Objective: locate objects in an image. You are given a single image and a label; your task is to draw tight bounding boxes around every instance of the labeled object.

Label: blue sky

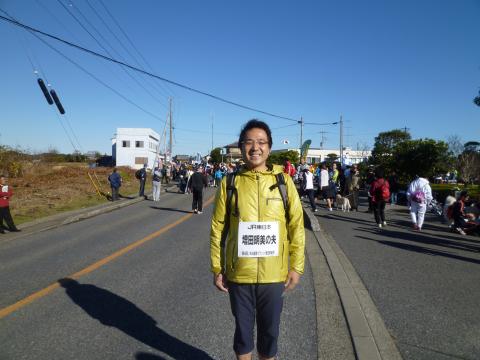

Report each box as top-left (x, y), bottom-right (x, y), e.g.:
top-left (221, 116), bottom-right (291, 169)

top-left (1, 0), bottom-right (479, 156)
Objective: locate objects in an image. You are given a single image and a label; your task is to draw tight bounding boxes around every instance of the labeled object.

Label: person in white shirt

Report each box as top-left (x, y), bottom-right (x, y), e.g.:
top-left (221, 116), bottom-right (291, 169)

top-left (152, 167), bottom-right (162, 201)
top-left (318, 163), bottom-right (333, 211)
top-left (407, 175), bottom-right (433, 230)
top-left (303, 168), bottom-right (317, 212)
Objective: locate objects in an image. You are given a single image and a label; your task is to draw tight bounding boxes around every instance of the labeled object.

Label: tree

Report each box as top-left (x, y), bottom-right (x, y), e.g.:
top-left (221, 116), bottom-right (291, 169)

top-left (447, 135), bottom-right (464, 158)
top-left (464, 141), bottom-right (480, 153)
top-left (268, 150), bottom-right (299, 166)
top-left (209, 147), bottom-right (223, 164)
top-left (325, 153), bottom-right (339, 166)
top-left (458, 152), bottom-right (480, 184)
top-left (392, 139), bottom-right (452, 181)
top-left (474, 90), bottom-right (480, 106)
top-left (370, 129), bottom-right (411, 172)
top-left (458, 141), bottom-right (480, 184)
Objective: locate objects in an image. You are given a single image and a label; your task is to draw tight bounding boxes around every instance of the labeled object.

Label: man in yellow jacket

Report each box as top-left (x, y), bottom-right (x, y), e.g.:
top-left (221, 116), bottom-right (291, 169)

top-left (210, 119), bottom-right (305, 360)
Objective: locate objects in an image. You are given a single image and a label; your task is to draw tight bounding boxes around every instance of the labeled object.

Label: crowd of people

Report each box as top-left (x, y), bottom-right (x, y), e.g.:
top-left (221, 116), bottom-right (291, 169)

top-left (290, 160), bottom-right (480, 236)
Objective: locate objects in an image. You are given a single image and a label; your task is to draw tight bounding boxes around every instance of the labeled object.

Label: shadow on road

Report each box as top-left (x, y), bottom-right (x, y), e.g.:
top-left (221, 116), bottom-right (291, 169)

top-left (356, 236), bottom-right (480, 265)
top-left (149, 206), bottom-right (192, 214)
top-left (119, 194), bottom-right (137, 200)
top-left (135, 352), bottom-right (167, 359)
top-left (355, 223), bottom-right (480, 252)
top-left (58, 278), bottom-right (213, 360)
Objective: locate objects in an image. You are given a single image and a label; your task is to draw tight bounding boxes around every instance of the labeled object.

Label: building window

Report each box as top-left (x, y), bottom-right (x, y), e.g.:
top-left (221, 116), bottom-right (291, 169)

top-left (135, 157), bottom-right (148, 165)
top-left (122, 140), bottom-right (130, 148)
top-left (135, 141), bottom-right (144, 148)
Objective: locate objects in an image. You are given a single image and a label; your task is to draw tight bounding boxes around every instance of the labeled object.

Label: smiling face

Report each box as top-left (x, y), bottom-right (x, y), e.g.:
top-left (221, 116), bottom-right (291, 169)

top-left (241, 128), bottom-right (271, 172)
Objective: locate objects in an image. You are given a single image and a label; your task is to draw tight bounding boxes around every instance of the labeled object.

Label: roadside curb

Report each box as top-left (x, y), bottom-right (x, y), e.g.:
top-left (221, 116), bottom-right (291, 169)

top-left (303, 206), bottom-right (403, 360)
top-left (8, 185), bottom-right (180, 238)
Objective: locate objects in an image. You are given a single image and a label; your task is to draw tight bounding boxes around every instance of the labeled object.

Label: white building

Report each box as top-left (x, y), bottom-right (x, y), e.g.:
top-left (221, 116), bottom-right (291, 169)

top-left (271, 147), bottom-right (371, 165)
top-left (112, 128), bottom-right (160, 169)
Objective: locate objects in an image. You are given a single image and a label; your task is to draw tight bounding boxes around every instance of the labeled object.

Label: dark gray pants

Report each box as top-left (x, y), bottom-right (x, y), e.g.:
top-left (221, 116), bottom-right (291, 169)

top-left (228, 282), bottom-right (284, 358)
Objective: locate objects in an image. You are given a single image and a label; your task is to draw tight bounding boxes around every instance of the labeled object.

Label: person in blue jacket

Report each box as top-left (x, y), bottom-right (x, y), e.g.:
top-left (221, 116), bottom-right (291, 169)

top-left (108, 168), bottom-right (122, 201)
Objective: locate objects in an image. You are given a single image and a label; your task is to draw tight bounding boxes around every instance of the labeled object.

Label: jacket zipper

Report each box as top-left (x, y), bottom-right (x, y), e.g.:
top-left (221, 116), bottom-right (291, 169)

top-left (256, 173), bottom-right (260, 283)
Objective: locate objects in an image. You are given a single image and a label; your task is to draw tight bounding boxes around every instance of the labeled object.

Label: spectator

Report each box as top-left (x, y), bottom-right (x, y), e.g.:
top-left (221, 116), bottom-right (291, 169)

top-left (407, 175), bottom-right (433, 231)
top-left (388, 171), bottom-right (399, 205)
top-left (318, 163), bottom-right (333, 211)
top-left (346, 164), bottom-right (360, 211)
top-left (0, 175), bottom-right (20, 233)
top-left (365, 167), bottom-right (375, 213)
top-left (369, 168), bottom-right (390, 228)
top-left (108, 168), bottom-right (122, 201)
top-left (452, 191), bottom-right (469, 235)
top-left (303, 168), bottom-right (317, 212)
top-left (189, 166), bottom-right (208, 214)
top-left (152, 166), bottom-right (162, 202)
top-left (136, 164), bottom-right (147, 199)
top-left (283, 160), bottom-right (296, 178)
top-left (214, 166), bottom-right (224, 187)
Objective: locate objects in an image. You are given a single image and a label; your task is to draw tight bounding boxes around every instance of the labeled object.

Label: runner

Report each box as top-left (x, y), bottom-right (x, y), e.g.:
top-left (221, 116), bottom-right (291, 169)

top-left (210, 119), bottom-right (305, 360)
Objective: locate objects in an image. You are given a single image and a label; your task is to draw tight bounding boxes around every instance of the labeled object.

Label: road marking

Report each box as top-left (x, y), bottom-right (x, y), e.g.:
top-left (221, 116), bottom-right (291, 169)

top-left (0, 194), bottom-right (216, 320)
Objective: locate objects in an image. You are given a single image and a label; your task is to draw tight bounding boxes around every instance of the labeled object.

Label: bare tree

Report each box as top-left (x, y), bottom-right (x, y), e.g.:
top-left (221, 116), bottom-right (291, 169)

top-left (447, 135), bottom-right (464, 157)
top-left (458, 152), bottom-right (480, 184)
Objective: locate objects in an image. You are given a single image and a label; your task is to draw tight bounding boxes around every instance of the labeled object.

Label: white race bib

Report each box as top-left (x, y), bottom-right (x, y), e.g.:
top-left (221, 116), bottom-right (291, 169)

top-left (1, 186), bottom-right (8, 193)
top-left (238, 221), bottom-right (279, 258)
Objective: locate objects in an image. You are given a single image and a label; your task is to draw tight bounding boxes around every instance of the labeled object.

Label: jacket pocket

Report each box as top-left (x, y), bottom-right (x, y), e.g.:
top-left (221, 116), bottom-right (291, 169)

top-left (266, 197), bottom-right (283, 205)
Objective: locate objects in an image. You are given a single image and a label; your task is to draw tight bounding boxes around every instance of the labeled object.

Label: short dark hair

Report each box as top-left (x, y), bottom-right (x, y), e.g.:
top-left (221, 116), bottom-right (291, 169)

top-left (375, 167), bottom-right (384, 178)
top-left (238, 119), bottom-right (272, 149)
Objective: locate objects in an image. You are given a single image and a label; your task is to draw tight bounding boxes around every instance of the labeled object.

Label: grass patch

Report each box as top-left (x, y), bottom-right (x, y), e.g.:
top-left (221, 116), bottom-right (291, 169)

top-left (430, 183), bottom-right (479, 202)
top-left (8, 163), bottom-right (152, 225)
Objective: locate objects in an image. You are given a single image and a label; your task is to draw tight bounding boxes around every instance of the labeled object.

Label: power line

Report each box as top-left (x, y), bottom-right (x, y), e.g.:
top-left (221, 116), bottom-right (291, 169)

top-left (97, 0), bottom-right (176, 97)
top-left (0, 9), bottom-right (164, 123)
top-left (0, 14), bottom-right (299, 123)
top-left (86, 0), bottom-right (173, 99)
top-left (56, 0), bottom-right (168, 110)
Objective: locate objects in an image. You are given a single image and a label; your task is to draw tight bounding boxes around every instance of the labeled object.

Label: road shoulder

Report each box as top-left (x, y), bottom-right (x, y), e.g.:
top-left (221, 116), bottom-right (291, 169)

top-left (304, 206), bottom-right (403, 360)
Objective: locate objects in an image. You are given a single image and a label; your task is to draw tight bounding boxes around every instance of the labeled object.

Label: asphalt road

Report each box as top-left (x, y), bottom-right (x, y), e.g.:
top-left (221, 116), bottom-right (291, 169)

top-left (314, 197), bottom-right (480, 360)
top-left (0, 187), bottom-right (316, 360)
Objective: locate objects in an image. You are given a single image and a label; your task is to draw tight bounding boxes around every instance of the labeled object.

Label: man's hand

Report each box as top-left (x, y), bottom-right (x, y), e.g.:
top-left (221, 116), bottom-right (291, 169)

top-left (284, 270), bottom-right (301, 292)
top-left (214, 273), bottom-right (229, 293)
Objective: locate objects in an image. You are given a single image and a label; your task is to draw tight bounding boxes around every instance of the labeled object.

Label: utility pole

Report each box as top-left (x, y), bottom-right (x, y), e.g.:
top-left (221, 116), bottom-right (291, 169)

top-left (169, 97), bottom-right (173, 161)
top-left (319, 131), bottom-right (327, 149)
top-left (211, 113), bottom-right (214, 153)
top-left (299, 117), bottom-right (304, 149)
top-left (339, 115), bottom-right (344, 166)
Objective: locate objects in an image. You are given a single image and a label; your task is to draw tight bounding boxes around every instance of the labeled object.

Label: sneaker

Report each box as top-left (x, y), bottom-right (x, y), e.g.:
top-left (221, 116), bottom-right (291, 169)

top-left (328, 208), bottom-right (333, 211)
top-left (378, 223), bottom-right (382, 228)
top-left (197, 211), bottom-right (203, 214)
top-left (456, 227), bottom-right (466, 235)
top-left (413, 224), bottom-right (419, 231)
top-left (382, 221), bottom-right (387, 226)
top-left (193, 209), bottom-right (198, 214)
top-left (314, 209), bottom-right (318, 212)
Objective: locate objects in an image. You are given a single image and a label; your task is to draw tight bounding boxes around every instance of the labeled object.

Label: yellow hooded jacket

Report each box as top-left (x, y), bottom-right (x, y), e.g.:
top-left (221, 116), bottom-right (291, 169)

top-left (210, 164), bottom-right (305, 283)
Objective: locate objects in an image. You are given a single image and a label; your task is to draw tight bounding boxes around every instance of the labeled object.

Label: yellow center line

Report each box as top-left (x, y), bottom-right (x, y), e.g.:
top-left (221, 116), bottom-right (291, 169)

top-left (0, 194), bottom-right (216, 320)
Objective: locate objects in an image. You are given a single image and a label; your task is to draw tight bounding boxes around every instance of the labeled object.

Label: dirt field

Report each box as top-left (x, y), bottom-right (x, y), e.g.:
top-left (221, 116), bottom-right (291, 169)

top-left (7, 162), bottom-right (151, 225)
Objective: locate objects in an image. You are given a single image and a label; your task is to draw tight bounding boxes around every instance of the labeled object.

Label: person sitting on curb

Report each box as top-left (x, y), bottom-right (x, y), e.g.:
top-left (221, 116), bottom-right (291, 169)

top-left (452, 191), bottom-right (469, 235)
top-left (0, 175), bottom-right (21, 233)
